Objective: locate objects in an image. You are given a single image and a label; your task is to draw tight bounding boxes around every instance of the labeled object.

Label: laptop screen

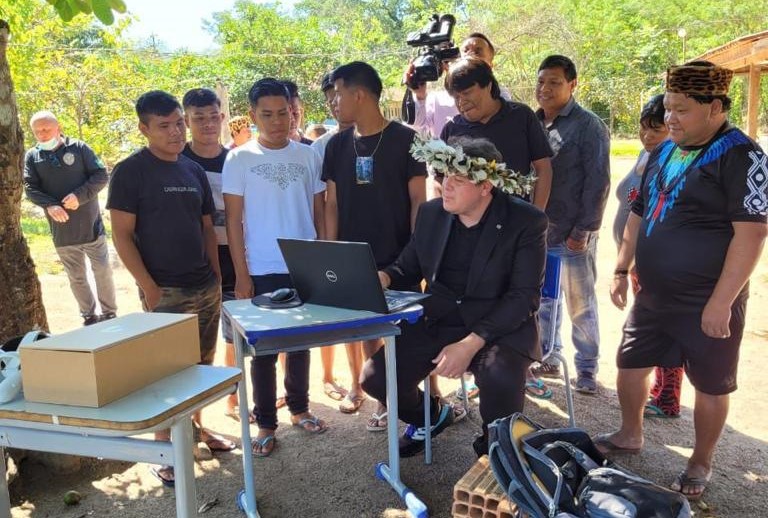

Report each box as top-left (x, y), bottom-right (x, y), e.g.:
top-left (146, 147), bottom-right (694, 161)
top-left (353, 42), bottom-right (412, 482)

top-left (278, 239), bottom-right (391, 313)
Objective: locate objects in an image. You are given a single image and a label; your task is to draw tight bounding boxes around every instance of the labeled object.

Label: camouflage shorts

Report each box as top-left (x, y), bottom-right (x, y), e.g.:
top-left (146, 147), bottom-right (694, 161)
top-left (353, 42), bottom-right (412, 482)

top-left (139, 276), bottom-right (222, 365)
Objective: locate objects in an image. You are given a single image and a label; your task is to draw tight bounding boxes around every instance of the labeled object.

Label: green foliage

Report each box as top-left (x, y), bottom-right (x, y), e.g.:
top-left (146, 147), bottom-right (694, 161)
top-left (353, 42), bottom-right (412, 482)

top-left (38, 0), bottom-right (124, 24)
top-left (5, 0), bottom-right (768, 159)
top-left (611, 139), bottom-right (644, 158)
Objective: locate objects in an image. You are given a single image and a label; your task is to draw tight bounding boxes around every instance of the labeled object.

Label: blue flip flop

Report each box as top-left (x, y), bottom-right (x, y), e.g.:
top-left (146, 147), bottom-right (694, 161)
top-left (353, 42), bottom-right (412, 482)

top-left (525, 379), bottom-right (553, 400)
top-left (644, 403), bottom-right (680, 419)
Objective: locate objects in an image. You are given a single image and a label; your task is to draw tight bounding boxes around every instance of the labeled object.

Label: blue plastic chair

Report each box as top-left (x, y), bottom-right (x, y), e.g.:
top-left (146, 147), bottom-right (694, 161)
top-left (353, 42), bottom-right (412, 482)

top-left (541, 252), bottom-right (576, 427)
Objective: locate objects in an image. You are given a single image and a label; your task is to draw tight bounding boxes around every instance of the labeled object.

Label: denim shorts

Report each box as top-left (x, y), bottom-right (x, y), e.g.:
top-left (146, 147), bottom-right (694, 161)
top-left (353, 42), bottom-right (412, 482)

top-left (139, 276), bottom-right (221, 365)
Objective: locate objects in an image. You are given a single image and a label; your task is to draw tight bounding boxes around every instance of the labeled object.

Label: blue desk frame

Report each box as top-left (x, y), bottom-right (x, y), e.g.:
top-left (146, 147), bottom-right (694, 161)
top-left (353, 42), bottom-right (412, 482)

top-left (223, 300), bottom-right (430, 518)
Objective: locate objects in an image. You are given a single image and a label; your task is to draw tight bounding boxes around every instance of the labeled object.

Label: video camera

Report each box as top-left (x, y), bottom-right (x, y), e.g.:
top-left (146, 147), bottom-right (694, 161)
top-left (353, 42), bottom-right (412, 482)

top-left (405, 14), bottom-right (460, 88)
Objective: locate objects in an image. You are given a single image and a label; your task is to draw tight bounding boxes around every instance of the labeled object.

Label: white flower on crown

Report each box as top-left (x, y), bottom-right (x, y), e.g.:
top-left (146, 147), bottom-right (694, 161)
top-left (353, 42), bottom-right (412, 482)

top-left (410, 133), bottom-right (537, 196)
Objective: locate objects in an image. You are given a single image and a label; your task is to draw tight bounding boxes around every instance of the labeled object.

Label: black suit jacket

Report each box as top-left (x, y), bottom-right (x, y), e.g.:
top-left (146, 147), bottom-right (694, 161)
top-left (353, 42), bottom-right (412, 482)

top-left (384, 192), bottom-right (548, 361)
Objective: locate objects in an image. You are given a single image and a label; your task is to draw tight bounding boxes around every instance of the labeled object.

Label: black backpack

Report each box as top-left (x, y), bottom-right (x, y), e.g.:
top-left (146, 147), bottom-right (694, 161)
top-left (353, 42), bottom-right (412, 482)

top-left (487, 413), bottom-right (691, 518)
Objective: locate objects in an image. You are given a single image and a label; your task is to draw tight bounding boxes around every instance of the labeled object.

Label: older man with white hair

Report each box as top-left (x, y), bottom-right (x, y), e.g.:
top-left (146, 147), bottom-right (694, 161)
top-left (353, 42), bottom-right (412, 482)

top-left (23, 111), bottom-right (117, 325)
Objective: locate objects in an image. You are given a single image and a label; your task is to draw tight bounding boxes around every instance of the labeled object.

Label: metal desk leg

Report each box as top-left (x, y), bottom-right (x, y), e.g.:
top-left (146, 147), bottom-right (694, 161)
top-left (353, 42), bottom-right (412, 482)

top-left (234, 331), bottom-right (260, 518)
top-left (170, 419), bottom-right (196, 518)
top-left (0, 447), bottom-right (10, 517)
top-left (374, 336), bottom-right (429, 518)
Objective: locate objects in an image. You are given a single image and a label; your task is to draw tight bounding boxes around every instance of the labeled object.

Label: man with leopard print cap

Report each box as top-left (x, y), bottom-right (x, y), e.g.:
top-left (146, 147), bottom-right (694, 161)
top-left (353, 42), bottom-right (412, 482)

top-left (598, 61), bottom-right (768, 501)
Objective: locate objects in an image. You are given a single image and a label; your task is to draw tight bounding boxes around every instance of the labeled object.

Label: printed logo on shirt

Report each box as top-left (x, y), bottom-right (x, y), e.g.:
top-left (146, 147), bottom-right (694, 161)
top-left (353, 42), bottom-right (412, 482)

top-left (545, 128), bottom-right (563, 158)
top-left (62, 152), bottom-right (75, 166)
top-left (252, 163), bottom-right (307, 190)
top-left (745, 150), bottom-right (768, 216)
top-left (164, 186), bottom-right (199, 193)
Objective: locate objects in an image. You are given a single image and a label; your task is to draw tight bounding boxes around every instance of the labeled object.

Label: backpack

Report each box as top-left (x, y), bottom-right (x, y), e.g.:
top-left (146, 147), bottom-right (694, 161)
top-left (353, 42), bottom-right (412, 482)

top-left (487, 413), bottom-right (691, 518)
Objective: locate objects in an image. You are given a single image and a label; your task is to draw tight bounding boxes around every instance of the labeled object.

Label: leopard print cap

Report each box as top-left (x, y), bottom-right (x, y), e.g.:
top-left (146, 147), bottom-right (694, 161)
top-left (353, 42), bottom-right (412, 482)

top-left (228, 115), bottom-right (251, 136)
top-left (666, 64), bottom-right (733, 96)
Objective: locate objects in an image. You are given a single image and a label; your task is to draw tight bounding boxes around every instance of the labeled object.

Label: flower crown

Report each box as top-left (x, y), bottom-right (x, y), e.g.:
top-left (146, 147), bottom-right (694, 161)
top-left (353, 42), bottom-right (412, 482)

top-left (410, 134), bottom-right (536, 196)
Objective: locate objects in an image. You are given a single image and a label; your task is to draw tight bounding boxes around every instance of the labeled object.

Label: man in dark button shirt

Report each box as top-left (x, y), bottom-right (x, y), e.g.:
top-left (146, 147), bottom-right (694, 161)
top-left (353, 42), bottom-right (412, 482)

top-left (599, 62), bottom-right (767, 501)
top-left (532, 55), bottom-right (611, 395)
top-left (23, 111), bottom-right (117, 326)
top-left (361, 137), bottom-right (547, 458)
top-left (441, 57), bottom-right (553, 209)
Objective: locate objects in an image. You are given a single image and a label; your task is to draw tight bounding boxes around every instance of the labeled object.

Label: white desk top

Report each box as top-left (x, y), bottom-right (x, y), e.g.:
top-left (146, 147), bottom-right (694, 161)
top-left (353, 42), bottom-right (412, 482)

top-left (223, 300), bottom-right (422, 344)
top-left (0, 365), bottom-right (241, 432)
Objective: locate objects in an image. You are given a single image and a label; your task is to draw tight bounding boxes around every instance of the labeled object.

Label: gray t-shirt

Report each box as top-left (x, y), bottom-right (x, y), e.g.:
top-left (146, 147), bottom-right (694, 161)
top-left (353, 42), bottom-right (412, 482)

top-left (612, 150), bottom-right (647, 248)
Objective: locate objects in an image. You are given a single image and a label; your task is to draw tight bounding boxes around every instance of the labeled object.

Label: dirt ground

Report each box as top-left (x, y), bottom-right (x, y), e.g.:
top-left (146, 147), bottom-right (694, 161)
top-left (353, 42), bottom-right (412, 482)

top-left (8, 156), bottom-right (768, 518)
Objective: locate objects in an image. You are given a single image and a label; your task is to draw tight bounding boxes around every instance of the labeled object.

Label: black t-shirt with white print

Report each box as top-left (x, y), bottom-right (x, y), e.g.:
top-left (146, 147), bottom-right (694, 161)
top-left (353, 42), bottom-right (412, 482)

top-left (182, 144), bottom-right (236, 291)
top-left (107, 147), bottom-right (216, 288)
top-left (631, 124), bottom-right (768, 312)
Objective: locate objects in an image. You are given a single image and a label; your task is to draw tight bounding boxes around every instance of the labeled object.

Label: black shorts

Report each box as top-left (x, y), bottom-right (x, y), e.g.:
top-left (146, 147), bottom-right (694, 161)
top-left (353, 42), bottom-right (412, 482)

top-left (616, 300), bottom-right (746, 395)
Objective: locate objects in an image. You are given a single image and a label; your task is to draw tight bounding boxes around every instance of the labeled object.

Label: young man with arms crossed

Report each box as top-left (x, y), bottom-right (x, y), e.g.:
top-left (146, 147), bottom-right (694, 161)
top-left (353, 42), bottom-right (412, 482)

top-left (108, 90), bottom-right (235, 486)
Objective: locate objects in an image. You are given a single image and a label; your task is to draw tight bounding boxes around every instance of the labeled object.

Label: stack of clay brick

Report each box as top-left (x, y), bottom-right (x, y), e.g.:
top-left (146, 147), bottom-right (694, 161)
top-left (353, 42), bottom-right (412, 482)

top-left (452, 455), bottom-right (519, 518)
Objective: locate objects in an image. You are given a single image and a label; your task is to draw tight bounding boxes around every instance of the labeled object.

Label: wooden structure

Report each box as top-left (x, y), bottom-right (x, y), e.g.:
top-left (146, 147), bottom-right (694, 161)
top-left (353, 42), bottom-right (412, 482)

top-left (696, 30), bottom-right (768, 139)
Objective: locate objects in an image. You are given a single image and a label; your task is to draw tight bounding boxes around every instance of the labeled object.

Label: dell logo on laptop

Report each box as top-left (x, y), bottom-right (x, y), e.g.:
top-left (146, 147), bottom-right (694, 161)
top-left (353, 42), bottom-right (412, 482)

top-left (325, 270), bottom-right (338, 282)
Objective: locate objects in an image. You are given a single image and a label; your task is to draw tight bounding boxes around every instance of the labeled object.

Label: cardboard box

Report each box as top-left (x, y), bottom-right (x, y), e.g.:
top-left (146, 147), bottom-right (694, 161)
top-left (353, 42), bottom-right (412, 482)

top-left (20, 313), bottom-right (200, 407)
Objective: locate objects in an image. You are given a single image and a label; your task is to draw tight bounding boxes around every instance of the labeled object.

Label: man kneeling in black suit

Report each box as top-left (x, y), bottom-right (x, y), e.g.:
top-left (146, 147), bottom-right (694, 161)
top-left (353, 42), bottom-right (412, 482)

top-left (361, 136), bottom-right (547, 457)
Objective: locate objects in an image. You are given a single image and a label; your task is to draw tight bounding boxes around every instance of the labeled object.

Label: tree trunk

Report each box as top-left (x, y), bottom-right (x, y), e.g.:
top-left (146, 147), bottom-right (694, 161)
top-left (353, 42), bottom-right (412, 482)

top-left (0, 20), bottom-right (48, 344)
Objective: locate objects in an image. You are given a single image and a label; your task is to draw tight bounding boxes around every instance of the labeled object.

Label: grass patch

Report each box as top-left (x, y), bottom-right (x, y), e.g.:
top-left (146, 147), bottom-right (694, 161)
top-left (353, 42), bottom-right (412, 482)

top-left (612, 139), bottom-right (643, 158)
top-left (21, 216), bottom-right (64, 275)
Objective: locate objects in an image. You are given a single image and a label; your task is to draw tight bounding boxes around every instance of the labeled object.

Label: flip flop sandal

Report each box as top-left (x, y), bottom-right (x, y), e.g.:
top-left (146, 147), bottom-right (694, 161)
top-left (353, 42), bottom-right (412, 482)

top-left (671, 470), bottom-right (711, 501)
top-left (323, 381), bottom-right (348, 401)
top-left (451, 402), bottom-right (468, 423)
top-left (205, 434), bottom-right (237, 452)
top-left (366, 411), bottom-right (388, 432)
top-left (593, 433), bottom-right (642, 455)
top-left (338, 393), bottom-right (366, 414)
top-left (252, 435), bottom-right (276, 458)
top-left (150, 465), bottom-right (175, 488)
top-left (292, 415), bottom-right (328, 434)
top-left (644, 403), bottom-right (680, 419)
top-left (525, 379), bottom-right (553, 400)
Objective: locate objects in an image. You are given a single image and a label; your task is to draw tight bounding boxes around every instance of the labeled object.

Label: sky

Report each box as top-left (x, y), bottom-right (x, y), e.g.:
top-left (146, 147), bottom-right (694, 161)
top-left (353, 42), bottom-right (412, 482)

top-left (122, 0), bottom-right (295, 52)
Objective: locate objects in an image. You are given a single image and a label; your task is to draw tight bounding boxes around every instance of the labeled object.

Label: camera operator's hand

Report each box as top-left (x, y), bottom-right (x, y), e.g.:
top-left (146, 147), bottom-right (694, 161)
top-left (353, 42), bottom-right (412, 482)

top-left (403, 62), bottom-right (428, 100)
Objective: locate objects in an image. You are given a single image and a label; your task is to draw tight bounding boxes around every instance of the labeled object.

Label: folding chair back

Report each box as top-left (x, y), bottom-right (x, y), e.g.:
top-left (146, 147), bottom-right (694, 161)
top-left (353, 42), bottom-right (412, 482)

top-left (540, 252), bottom-right (576, 426)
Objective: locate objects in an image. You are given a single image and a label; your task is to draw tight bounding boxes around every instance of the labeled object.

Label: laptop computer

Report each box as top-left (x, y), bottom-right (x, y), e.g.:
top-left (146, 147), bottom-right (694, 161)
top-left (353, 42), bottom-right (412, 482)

top-left (277, 238), bottom-right (429, 314)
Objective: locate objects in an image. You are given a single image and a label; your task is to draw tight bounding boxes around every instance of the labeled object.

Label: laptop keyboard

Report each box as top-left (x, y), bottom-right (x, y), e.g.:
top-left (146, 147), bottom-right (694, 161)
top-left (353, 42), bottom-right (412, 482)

top-left (384, 290), bottom-right (428, 312)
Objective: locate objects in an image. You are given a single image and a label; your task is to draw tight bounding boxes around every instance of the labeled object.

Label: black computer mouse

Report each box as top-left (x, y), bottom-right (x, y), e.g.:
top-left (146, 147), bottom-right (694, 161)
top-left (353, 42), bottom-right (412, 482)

top-left (269, 287), bottom-right (297, 303)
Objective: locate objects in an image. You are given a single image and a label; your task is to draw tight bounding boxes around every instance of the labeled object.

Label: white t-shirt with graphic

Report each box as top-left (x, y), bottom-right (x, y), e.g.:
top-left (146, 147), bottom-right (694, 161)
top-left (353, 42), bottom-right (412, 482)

top-left (222, 139), bottom-right (325, 275)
